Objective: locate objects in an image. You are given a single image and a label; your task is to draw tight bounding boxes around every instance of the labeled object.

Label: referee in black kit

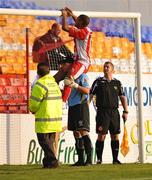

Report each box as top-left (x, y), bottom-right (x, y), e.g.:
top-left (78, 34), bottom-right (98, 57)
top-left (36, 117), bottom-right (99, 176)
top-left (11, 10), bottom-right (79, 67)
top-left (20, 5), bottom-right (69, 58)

top-left (90, 61), bottom-right (128, 164)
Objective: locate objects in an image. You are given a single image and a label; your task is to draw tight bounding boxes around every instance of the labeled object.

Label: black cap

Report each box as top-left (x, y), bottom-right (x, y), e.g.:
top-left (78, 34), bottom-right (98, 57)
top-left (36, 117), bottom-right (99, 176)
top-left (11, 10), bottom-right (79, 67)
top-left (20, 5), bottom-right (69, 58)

top-left (59, 56), bottom-right (74, 64)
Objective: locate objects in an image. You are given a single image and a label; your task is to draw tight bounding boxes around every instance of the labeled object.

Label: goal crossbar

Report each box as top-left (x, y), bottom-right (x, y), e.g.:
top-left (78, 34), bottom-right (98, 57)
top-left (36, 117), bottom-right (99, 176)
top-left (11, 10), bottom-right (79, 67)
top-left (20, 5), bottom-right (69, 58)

top-left (0, 8), bottom-right (140, 18)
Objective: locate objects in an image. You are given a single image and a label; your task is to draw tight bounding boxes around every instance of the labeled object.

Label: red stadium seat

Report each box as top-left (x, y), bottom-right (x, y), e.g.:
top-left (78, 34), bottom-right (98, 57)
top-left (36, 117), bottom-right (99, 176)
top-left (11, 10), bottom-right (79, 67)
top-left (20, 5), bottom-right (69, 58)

top-left (0, 105), bottom-right (7, 112)
top-left (12, 94), bottom-right (25, 103)
top-left (18, 86), bottom-right (27, 94)
top-left (23, 94), bottom-right (27, 101)
top-left (0, 95), bottom-right (7, 111)
top-left (0, 86), bottom-right (6, 94)
top-left (0, 77), bottom-right (10, 86)
top-left (5, 86), bottom-right (18, 94)
top-left (19, 105), bottom-right (28, 113)
top-left (23, 78), bottom-right (27, 86)
top-left (1, 94), bottom-right (10, 101)
top-left (9, 78), bottom-right (24, 86)
top-left (8, 104), bottom-right (18, 112)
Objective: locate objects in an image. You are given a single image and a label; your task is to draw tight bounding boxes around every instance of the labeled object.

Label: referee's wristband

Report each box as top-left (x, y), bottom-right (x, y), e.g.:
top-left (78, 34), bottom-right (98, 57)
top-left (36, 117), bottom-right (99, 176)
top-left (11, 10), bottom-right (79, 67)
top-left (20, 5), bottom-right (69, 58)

top-left (123, 110), bottom-right (129, 114)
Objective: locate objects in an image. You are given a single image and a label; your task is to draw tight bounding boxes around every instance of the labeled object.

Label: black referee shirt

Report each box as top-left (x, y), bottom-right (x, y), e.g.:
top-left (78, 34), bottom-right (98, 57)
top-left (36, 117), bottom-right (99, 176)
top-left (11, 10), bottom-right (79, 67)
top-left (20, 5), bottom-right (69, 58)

top-left (90, 77), bottom-right (125, 109)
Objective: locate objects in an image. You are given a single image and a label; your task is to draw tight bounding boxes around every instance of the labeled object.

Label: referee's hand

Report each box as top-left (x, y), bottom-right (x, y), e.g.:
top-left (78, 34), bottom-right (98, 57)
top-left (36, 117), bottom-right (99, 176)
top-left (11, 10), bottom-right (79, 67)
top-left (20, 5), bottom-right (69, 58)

top-left (122, 111), bottom-right (128, 123)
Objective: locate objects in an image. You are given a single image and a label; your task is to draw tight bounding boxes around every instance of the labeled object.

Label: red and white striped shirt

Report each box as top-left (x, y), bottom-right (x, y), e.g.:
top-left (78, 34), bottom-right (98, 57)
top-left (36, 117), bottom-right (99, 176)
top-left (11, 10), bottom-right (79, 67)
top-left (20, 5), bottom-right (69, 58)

top-left (69, 26), bottom-right (92, 69)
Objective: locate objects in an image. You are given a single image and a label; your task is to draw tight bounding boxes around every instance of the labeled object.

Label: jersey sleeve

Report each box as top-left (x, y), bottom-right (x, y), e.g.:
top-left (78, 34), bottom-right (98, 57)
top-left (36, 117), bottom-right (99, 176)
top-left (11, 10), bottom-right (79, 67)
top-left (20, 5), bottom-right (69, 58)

top-left (29, 82), bottom-right (46, 113)
top-left (81, 74), bottom-right (90, 88)
top-left (69, 27), bottom-right (88, 40)
top-left (90, 79), bottom-right (98, 95)
top-left (32, 38), bottom-right (42, 52)
top-left (118, 81), bottom-right (125, 96)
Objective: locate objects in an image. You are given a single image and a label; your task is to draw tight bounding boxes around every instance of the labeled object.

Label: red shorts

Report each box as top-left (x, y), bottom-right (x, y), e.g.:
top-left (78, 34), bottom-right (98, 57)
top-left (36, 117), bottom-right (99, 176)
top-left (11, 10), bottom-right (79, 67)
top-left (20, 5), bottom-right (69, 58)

top-left (68, 61), bottom-right (89, 79)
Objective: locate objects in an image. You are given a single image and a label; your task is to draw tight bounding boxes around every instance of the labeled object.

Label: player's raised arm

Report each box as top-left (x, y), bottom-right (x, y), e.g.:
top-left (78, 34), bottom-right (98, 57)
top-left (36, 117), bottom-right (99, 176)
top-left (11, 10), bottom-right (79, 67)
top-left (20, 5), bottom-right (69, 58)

top-left (65, 7), bottom-right (77, 22)
top-left (61, 9), bottom-right (69, 32)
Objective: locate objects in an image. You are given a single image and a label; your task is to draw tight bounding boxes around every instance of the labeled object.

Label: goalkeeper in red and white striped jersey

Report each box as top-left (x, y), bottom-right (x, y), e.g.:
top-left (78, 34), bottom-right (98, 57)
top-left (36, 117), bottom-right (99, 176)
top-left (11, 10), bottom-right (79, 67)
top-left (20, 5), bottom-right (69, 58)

top-left (61, 7), bottom-right (92, 103)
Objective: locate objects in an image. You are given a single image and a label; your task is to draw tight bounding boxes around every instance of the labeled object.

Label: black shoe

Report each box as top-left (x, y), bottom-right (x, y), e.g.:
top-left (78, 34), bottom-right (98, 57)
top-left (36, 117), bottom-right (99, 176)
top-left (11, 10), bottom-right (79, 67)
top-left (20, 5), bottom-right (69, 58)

top-left (42, 158), bottom-right (49, 168)
top-left (96, 160), bottom-right (102, 164)
top-left (113, 160), bottom-right (122, 164)
top-left (71, 161), bottom-right (84, 166)
top-left (43, 160), bottom-right (59, 168)
top-left (51, 160), bottom-right (59, 168)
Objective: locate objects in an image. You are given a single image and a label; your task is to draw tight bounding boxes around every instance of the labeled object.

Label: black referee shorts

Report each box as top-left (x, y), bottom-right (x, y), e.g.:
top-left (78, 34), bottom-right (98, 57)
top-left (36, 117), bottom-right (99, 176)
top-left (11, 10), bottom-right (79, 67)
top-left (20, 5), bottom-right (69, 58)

top-left (68, 103), bottom-right (90, 132)
top-left (96, 108), bottom-right (120, 135)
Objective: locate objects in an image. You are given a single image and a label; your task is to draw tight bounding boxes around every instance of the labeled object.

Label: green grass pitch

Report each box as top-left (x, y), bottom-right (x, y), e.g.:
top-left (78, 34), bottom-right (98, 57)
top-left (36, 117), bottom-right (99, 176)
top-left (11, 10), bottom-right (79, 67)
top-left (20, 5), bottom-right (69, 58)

top-left (1, 163), bottom-right (152, 180)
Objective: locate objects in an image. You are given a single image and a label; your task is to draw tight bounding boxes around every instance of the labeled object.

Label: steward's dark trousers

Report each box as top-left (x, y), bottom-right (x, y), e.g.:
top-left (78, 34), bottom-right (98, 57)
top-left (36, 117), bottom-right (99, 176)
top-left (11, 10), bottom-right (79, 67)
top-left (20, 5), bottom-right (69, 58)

top-left (37, 133), bottom-right (57, 166)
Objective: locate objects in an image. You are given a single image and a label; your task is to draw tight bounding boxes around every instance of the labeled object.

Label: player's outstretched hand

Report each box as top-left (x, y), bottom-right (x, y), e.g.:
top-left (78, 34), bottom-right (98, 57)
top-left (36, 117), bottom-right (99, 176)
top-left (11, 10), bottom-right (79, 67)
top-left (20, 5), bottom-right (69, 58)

top-left (61, 9), bottom-right (68, 16)
top-left (64, 7), bottom-right (73, 16)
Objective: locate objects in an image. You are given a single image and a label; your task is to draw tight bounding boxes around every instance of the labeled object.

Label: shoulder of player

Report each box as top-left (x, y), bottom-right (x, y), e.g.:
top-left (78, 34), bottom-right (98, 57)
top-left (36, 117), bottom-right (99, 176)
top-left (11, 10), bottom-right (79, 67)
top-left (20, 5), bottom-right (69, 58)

top-left (86, 27), bottom-right (92, 32)
top-left (96, 76), bottom-right (104, 81)
top-left (80, 27), bottom-right (92, 34)
top-left (113, 78), bottom-right (121, 82)
top-left (77, 74), bottom-right (89, 82)
top-left (81, 73), bottom-right (89, 78)
top-left (71, 26), bottom-right (91, 33)
top-left (91, 77), bottom-right (104, 86)
top-left (112, 78), bottom-right (122, 85)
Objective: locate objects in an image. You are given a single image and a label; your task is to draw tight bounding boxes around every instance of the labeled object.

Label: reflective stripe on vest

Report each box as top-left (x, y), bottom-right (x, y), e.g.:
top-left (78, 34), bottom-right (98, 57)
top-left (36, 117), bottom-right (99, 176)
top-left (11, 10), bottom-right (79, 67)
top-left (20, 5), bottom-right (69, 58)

top-left (30, 96), bottom-right (42, 102)
top-left (36, 117), bottom-right (62, 122)
top-left (36, 81), bottom-right (59, 95)
top-left (30, 95), bottom-right (61, 101)
top-left (36, 81), bottom-right (48, 91)
top-left (34, 81), bottom-right (61, 101)
top-left (43, 96), bottom-right (61, 100)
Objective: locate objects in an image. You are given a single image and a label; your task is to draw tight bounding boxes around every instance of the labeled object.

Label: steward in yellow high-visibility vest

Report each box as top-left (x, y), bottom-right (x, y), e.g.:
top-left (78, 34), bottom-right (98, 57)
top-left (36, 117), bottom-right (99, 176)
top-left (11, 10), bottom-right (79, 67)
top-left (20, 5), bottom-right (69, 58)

top-left (29, 62), bottom-right (62, 168)
top-left (30, 74), bottom-right (62, 133)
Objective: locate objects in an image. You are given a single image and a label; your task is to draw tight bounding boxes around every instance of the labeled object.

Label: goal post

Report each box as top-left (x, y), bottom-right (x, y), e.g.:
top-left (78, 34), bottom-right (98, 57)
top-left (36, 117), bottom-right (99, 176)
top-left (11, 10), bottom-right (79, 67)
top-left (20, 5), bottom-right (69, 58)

top-left (0, 8), bottom-right (145, 163)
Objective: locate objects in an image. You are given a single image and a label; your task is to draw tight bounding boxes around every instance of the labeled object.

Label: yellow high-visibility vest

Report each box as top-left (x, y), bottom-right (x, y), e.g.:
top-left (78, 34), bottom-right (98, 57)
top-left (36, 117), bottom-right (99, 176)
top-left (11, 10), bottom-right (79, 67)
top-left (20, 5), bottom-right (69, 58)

top-left (29, 74), bottom-right (62, 133)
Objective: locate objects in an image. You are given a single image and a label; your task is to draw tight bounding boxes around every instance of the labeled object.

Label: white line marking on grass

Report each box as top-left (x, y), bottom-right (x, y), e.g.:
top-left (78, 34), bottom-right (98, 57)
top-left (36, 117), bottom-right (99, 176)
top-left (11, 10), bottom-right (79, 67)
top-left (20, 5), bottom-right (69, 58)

top-left (123, 178), bottom-right (152, 180)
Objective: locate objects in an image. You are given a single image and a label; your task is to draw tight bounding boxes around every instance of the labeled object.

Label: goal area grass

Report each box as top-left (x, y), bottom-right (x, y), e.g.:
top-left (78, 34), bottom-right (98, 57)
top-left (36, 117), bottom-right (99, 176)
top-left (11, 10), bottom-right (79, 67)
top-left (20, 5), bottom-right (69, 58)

top-left (1, 163), bottom-right (152, 180)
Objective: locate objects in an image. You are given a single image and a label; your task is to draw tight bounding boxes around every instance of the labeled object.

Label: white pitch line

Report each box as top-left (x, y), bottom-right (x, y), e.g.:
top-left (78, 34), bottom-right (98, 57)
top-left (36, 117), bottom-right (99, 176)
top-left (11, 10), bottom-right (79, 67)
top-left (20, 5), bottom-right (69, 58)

top-left (122, 178), bottom-right (152, 180)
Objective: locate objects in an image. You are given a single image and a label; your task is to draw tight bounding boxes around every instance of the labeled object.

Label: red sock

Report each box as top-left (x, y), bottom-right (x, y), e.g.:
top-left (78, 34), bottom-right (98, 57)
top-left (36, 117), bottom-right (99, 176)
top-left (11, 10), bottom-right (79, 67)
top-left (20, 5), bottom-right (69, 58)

top-left (62, 85), bottom-right (72, 102)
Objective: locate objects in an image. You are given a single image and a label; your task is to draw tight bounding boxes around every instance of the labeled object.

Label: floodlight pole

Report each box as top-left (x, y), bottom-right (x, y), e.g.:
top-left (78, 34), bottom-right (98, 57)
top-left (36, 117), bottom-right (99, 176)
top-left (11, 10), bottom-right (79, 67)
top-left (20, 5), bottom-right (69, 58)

top-left (134, 16), bottom-right (145, 163)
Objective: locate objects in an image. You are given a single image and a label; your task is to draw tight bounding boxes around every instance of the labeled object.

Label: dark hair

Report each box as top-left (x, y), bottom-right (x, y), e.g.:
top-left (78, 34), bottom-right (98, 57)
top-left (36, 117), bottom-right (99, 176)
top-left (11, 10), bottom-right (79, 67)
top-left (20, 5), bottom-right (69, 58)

top-left (37, 62), bottom-right (50, 77)
top-left (104, 61), bottom-right (114, 69)
top-left (78, 14), bottom-right (90, 27)
top-left (59, 56), bottom-right (74, 64)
